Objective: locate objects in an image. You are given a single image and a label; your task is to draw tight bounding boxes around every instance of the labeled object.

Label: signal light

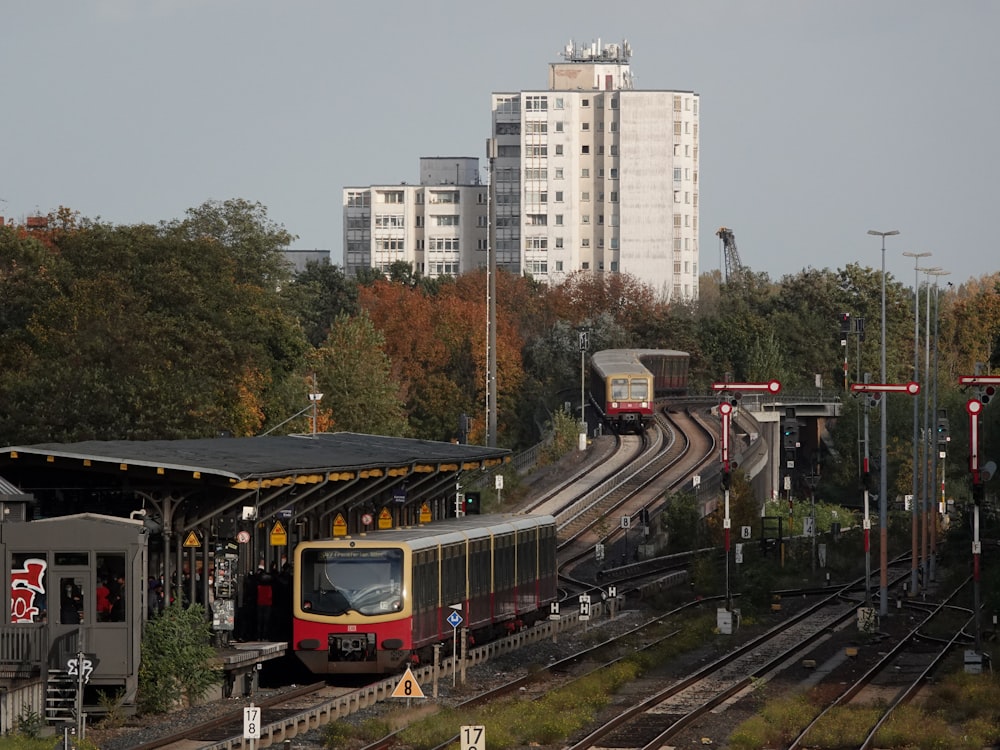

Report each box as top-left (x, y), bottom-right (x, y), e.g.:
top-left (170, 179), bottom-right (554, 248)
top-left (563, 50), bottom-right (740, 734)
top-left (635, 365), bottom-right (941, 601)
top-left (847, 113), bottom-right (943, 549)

top-left (464, 491), bottom-right (481, 515)
top-left (721, 470), bottom-right (732, 490)
top-left (983, 386), bottom-right (996, 404)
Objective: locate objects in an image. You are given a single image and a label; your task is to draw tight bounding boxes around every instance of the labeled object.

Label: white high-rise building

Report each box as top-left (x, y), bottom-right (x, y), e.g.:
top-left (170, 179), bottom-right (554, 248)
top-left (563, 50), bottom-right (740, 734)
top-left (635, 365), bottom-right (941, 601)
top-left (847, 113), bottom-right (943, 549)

top-left (344, 157), bottom-right (488, 278)
top-left (491, 39), bottom-right (699, 300)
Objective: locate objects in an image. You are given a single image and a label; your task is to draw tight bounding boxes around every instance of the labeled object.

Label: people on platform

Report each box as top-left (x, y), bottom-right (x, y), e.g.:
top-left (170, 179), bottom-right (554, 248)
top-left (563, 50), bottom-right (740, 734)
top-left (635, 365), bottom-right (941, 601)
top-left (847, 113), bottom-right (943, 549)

top-left (255, 564), bottom-right (273, 640)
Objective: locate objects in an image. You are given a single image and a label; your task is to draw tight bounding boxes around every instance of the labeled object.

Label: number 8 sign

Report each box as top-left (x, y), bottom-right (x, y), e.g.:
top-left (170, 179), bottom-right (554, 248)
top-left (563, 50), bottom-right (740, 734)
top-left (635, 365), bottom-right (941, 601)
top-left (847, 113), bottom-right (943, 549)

top-left (461, 725), bottom-right (486, 750)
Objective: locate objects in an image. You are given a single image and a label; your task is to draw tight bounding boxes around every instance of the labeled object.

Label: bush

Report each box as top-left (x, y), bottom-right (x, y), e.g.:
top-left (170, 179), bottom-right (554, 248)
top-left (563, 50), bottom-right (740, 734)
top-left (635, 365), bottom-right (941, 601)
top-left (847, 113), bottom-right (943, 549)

top-left (137, 603), bottom-right (221, 714)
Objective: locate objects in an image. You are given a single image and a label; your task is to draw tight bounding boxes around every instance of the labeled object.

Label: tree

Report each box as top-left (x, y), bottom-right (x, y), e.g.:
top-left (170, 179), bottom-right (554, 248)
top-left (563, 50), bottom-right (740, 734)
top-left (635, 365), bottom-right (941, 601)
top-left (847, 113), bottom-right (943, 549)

top-left (282, 260), bottom-right (359, 347)
top-left (138, 604), bottom-right (221, 713)
top-left (308, 313), bottom-right (409, 436)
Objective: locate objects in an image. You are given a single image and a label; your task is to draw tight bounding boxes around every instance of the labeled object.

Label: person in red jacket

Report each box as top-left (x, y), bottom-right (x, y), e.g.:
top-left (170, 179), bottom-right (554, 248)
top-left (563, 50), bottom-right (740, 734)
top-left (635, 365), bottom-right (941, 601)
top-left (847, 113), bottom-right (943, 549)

top-left (255, 565), bottom-right (273, 640)
top-left (95, 579), bottom-right (111, 621)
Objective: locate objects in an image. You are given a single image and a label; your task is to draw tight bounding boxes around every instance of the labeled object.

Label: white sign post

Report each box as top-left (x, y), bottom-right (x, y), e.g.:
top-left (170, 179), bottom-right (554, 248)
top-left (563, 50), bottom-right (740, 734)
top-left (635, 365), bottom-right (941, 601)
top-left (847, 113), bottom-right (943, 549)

top-left (461, 725), bottom-right (486, 750)
top-left (244, 704), bottom-right (260, 748)
top-left (447, 607), bottom-right (463, 686)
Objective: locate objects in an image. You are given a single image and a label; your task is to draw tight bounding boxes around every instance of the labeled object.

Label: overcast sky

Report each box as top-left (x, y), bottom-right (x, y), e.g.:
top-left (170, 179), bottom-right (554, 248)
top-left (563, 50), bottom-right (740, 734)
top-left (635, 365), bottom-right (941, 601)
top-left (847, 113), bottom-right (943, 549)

top-left (5, 1), bottom-right (997, 288)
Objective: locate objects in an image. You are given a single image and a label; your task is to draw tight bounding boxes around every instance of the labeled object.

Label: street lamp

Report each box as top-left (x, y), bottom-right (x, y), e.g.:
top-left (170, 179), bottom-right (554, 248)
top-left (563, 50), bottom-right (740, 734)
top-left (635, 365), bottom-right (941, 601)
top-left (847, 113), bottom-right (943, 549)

top-left (868, 228), bottom-right (899, 617)
top-left (902, 250), bottom-right (931, 594)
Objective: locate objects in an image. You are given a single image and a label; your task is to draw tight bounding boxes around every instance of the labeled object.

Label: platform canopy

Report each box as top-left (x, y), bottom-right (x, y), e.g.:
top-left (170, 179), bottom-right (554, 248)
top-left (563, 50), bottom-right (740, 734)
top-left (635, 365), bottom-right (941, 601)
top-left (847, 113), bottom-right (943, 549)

top-left (0, 433), bottom-right (510, 492)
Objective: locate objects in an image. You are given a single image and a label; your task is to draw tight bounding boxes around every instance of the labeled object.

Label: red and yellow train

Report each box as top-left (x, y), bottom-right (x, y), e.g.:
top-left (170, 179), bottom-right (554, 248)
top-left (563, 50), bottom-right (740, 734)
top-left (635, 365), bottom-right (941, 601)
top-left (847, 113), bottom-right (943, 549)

top-left (589, 349), bottom-right (689, 433)
top-left (292, 514), bottom-right (557, 675)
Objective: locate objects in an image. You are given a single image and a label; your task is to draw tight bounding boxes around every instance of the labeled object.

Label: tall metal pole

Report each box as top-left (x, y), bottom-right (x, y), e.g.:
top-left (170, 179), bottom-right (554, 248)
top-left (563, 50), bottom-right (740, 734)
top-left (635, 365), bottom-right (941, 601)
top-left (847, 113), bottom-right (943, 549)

top-left (902, 250), bottom-right (930, 594)
top-left (920, 267), bottom-right (939, 589)
top-left (486, 139), bottom-right (497, 447)
top-left (863, 372), bottom-right (873, 606)
top-left (869, 228), bottom-right (899, 617)
top-left (927, 269), bottom-right (949, 581)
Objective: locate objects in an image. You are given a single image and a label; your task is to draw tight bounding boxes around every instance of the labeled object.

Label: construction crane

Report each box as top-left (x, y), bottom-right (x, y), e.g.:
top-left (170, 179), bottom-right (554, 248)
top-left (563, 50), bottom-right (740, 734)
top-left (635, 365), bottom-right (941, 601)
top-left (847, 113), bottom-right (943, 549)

top-left (716, 227), bottom-right (744, 283)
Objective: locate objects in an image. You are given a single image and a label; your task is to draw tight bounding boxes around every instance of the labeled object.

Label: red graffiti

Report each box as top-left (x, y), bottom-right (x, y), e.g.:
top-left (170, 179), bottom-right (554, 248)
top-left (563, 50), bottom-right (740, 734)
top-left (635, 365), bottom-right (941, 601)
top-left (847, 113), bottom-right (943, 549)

top-left (10, 558), bottom-right (47, 624)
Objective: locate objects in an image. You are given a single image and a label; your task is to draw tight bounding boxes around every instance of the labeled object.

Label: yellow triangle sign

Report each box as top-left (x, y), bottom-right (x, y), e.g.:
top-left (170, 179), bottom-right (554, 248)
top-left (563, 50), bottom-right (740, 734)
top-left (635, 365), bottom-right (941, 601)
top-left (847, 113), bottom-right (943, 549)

top-left (390, 667), bottom-right (425, 699)
top-left (183, 531), bottom-right (200, 548)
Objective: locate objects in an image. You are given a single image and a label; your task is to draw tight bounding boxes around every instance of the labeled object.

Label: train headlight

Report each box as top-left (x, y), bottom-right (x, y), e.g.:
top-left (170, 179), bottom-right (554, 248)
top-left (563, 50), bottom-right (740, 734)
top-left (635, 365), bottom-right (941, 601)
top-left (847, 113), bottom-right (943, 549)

top-left (642, 402), bottom-right (648, 408)
top-left (611, 402), bottom-right (619, 408)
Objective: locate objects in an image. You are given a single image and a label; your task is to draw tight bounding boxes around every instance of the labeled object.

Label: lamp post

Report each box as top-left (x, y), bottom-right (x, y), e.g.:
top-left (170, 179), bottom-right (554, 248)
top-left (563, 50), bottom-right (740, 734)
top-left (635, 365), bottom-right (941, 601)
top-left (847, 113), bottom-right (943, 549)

top-left (868, 228), bottom-right (899, 617)
top-left (926, 268), bottom-right (950, 581)
top-left (902, 250), bottom-right (931, 594)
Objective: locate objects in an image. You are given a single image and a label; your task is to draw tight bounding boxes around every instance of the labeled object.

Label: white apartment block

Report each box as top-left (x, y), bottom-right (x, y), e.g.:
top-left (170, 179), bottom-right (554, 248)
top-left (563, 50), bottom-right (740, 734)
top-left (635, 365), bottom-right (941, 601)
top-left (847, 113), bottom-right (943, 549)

top-left (492, 39), bottom-right (699, 300)
top-left (343, 157), bottom-right (489, 279)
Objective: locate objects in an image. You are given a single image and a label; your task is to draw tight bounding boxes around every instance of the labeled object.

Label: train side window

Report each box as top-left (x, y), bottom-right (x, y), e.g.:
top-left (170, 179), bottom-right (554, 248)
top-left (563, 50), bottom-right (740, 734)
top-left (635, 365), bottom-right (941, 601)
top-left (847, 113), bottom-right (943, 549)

top-left (11, 553), bottom-right (48, 623)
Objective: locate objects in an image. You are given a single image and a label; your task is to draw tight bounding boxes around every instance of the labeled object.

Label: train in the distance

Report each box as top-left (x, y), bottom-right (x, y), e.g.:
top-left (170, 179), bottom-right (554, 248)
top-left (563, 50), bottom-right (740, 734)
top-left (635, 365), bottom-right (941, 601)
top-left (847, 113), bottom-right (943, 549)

top-left (589, 349), bottom-right (689, 433)
top-left (292, 514), bottom-right (558, 675)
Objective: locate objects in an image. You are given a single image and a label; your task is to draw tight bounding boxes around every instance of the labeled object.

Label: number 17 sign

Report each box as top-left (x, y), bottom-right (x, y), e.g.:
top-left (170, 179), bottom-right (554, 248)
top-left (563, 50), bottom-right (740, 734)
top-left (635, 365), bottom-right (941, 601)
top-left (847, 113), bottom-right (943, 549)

top-left (462, 725), bottom-right (486, 750)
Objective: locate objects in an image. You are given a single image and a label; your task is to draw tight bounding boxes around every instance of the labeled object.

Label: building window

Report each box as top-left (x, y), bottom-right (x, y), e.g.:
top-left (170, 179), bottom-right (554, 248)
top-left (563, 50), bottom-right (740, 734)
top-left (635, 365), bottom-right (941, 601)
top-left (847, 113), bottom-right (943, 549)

top-left (496, 122), bottom-right (520, 136)
top-left (554, 167), bottom-right (564, 179)
top-left (555, 191), bottom-right (564, 202)
top-left (581, 168), bottom-right (590, 178)
top-left (610, 97), bottom-right (618, 109)
top-left (582, 238), bottom-right (590, 247)
top-left (610, 238), bottom-right (619, 250)
top-left (582, 214), bottom-right (590, 224)
top-left (610, 191), bottom-right (618, 202)
top-left (555, 145), bottom-right (564, 156)
top-left (673, 168), bottom-right (682, 182)
top-left (347, 191), bottom-right (370, 208)
top-left (555, 97), bottom-right (564, 109)
top-left (674, 121), bottom-right (682, 136)
top-left (555, 237), bottom-right (564, 248)
top-left (429, 190), bottom-right (460, 204)
top-left (434, 215), bottom-right (459, 226)
top-left (525, 95), bottom-right (548, 111)
top-left (581, 122), bottom-right (590, 131)
top-left (582, 262), bottom-right (590, 270)
top-left (527, 121), bottom-right (548, 134)
top-left (526, 237), bottom-right (548, 250)
top-left (598, 214), bottom-right (604, 225)
top-left (555, 214), bottom-right (564, 225)
top-left (674, 191), bottom-right (680, 203)
top-left (582, 98), bottom-right (590, 107)
top-left (556, 260), bottom-right (564, 271)
top-left (526, 214), bottom-right (547, 226)
top-left (379, 190), bottom-right (405, 204)
top-left (674, 238), bottom-right (682, 250)
top-left (497, 145), bottom-right (520, 157)
top-left (610, 122), bottom-right (618, 132)
top-left (555, 121), bottom-right (564, 132)
top-left (527, 145), bottom-right (547, 157)
top-left (581, 192), bottom-right (590, 201)
top-left (581, 145), bottom-right (590, 154)
top-left (674, 215), bottom-right (682, 228)
top-left (610, 168), bottom-right (618, 179)
top-left (673, 95), bottom-right (682, 112)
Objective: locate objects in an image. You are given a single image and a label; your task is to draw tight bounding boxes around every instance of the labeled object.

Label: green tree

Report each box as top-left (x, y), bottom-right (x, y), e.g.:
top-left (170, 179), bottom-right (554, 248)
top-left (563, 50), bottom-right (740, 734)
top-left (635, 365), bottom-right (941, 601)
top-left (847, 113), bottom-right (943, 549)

top-left (308, 313), bottom-right (409, 436)
top-left (138, 604), bottom-right (221, 713)
top-left (282, 261), bottom-right (359, 347)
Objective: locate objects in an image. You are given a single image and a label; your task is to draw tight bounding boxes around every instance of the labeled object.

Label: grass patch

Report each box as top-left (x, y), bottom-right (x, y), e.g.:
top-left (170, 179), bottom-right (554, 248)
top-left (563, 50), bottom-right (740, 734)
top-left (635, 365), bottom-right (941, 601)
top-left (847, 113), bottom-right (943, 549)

top-left (323, 613), bottom-right (717, 750)
top-left (730, 671), bottom-right (1000, 750)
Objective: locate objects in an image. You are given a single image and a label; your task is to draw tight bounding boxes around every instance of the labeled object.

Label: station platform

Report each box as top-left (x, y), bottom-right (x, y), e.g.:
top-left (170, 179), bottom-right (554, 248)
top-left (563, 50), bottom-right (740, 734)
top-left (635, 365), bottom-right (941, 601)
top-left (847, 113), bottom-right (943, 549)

top-left (214, 640), bottom-right (288, 698)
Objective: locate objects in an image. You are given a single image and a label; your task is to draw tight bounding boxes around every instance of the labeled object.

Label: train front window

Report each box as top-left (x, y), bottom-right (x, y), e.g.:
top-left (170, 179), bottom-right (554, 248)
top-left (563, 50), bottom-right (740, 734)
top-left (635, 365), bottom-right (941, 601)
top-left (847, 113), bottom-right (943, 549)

top-left (611, 378), bottom-right (628, 400)
top-left (300, 547), bottom-right (403, 616)
top-left (630, 379), bottom-right (649, 400)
